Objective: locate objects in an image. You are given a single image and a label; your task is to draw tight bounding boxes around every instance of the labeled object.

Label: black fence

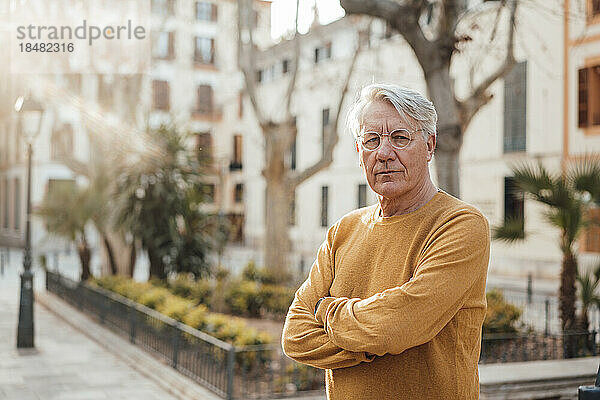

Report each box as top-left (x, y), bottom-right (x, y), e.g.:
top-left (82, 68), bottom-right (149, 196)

top-left (46, 271), bottom-right (599, 398)
top-left (46, 270), bottom-right (323, 399)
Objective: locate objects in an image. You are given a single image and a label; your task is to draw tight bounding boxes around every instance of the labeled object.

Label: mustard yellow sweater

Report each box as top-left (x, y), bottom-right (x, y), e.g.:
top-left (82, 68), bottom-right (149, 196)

top-left (282, 191), bottom-right (490, 400)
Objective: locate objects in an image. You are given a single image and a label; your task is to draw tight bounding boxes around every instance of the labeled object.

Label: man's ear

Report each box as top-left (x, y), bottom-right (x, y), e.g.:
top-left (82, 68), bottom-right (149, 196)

top-left (426, 134), bottom-right (436, 162)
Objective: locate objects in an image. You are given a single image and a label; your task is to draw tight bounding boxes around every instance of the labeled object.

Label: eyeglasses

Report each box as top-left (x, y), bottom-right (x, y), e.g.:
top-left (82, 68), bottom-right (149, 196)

top-left (357, 128), bottom-right (421, 151)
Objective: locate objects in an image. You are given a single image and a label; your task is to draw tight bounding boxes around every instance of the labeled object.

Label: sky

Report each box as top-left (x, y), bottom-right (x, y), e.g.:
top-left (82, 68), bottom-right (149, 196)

top-left (270, 0), bottom-right (345, 39)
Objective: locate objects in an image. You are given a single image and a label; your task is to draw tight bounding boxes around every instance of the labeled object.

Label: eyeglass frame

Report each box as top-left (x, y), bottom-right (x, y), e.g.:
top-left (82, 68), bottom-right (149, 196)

top-left (356, 128), bottom-right (425, 151)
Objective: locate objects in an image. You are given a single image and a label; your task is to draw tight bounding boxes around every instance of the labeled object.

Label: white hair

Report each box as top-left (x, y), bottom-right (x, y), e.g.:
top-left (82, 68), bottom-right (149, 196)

top-left (346, 83), bottom-right (438, 141)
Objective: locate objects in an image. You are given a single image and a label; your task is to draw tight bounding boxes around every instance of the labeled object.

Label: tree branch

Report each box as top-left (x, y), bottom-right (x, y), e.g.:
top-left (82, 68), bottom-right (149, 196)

top-left (284, 0), bottom-right (301, 121)
top-left (458, 0), bottom-right (518, 130)
top-left (288, 25), bottom-right (364, 189)
top-left (341, 0), bottom-right (438, 75)
top-left (237, 0), bottom-right (268, 128)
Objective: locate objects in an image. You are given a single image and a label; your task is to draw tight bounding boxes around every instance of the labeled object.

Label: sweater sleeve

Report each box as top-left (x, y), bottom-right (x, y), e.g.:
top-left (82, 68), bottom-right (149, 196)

top-left (314, 211), bottom-right (490, 356)
top-left (281, 224), bottom-right (375, 370)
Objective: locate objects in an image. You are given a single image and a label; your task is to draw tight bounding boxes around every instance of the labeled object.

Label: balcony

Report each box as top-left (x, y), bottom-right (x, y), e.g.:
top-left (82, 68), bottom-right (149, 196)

top-left (191, 107), bottom-right (222, 122)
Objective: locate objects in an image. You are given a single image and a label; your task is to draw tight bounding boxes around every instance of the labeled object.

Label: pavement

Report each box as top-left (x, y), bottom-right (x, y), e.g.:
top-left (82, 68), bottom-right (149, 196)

top-left (0, 259), bottom-right (219, 400)
top-left (0, 247), bottom-right (597, 400)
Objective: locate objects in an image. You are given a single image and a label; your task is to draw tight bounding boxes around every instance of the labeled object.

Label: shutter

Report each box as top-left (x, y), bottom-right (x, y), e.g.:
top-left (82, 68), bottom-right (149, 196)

top-left (578, 68), bottom-right (589, 127)
top-left (503, 61), bottom-right (527, 152)
top-left (197, 85), bottom-right (213, 114)
top-left (211, 3), bottom-right (218, 21)
top-left (168, 31), bottom-right (174, 59)
top-left (153, 80), bottom-right (169, 110)
top-left (210, 38), bottom-right (215, 64)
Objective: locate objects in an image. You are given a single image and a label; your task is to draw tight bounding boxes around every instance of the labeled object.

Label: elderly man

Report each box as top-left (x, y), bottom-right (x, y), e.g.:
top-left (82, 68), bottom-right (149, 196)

top-left (282, 84), bottom-right (490, 399)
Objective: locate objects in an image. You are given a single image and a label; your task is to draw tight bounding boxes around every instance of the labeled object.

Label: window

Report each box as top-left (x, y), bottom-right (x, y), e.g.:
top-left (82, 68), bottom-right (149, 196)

top-left (152, 0), bottom-right (175, 16)
top-left (196, 1), bottom-right (217, 21)
top-left (256, 69), bottom-right (263, 83)
top-left (289, 192), bottom-right (296, 226)
top-left (194, 85), bottom-right (213, 115)
top-left (153, 31), bottom-right (174, 59)
top-left (358, 184), bottom-right (367, 208)
top-left (591, 0), bottom-right (600, 17)
top-left (196, 132), bottom-right (212, 161)
top-left (227, 213), bottom-right (244, 243)
top-left (315, 42), bottom-right (332, 64)
top-left (152, 80), bottom-right (170, 110)
top-left (238, 92), bottom-right (244, 118)
top-left (290, 136), bottom-right (296, 170)
top-left (581, 207), bottom-right (600, 253)
top-left (51, 124), bottom-right (74, 161)
top-left (98, 75), bottom-right (113, 109)
top-left (320, 186), bottom-right (328, 227)
top-left (14, 177), bottom-right (20, 232)
top-left (503, 61), bottom-right (527, 152)
top-left (322, 108), bottom-right (330, 155)
top-left (282, 59), bottom-right (290, 74)
top-left (234, 183), bottom-right (244, 204)
top-left (203, 183), bottom-right (215, 203)
top-left (194, 37), bottom-right (214, 65)
top-left (578, 65), bottom-right (600, 128)
top-left (230, 135), bottom-right (242, 170)
top-left (504, 177), bottom-right (524, 238)
top-left (2, 178), bottom-right (8, 229)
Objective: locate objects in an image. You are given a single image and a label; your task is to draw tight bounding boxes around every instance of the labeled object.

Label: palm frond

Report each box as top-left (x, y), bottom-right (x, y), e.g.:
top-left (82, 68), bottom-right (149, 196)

top-left (568, 155), bottom-right (600, 204)
top-left (492, 218), bottom-right (525, 242)
top-left (511, 161), bottom-right (555, 197)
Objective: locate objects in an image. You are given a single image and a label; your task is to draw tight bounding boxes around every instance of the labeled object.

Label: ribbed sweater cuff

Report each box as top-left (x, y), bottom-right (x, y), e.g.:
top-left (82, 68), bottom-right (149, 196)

top-left (314, 297), bottom-right (336, 326)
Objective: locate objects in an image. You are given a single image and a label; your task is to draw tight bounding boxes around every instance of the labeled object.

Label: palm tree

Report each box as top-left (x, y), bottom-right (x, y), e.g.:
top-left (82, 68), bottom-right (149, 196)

top-left (576, 263), bottom-right (600, 332)
top-left (493, 158), bottom-right (600, 339)
top-left (36, 182), bottom-right (96, 281)
top-left (114, 125), bottom-right (216, 280)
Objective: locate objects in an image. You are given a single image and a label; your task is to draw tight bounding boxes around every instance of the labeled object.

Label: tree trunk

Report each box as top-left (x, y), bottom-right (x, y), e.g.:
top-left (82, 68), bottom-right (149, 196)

top-left (263, 129), bottom-right (293, 281)
top-left (560, 249), bottom-right (577, 358)
top-left (127, 240), bottom-right (137, 278)
top-left (101, 233), bottom-right (118, 275)
top-left (78, 241), bottom-right (91, 282)
top-left (578, 306), bottom-right (590, 332)
top-left (424, 66), bottom-right (463, 197)
top-left (148, 248), bottom-right (165, 280)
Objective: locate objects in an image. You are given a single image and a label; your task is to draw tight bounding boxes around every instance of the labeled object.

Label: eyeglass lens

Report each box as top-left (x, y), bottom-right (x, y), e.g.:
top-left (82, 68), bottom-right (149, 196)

top-left (361, 129), bottom-right (411, 150)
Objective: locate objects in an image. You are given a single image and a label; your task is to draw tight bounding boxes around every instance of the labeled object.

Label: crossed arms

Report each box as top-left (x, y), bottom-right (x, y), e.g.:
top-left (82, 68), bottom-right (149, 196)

top-left (281, 212), bottom-right (490, 369)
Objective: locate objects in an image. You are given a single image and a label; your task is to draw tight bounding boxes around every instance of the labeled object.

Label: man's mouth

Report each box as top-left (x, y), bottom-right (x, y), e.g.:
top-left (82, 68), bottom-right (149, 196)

top-left (375, 170), bottom-right (403, 175)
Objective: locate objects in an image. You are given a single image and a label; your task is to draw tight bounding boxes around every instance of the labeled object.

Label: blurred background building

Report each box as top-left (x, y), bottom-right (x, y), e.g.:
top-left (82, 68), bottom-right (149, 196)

top-left (0, 0), bottom-right (599, 281)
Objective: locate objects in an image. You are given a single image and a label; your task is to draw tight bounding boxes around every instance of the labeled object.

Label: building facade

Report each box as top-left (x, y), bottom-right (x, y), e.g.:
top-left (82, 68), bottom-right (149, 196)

top-left (236, 0), bottom-right (600, 280)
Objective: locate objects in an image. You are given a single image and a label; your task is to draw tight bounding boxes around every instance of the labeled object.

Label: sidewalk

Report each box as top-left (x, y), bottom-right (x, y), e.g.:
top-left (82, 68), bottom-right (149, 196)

top-left (0, 272), bottom-right (216, 400)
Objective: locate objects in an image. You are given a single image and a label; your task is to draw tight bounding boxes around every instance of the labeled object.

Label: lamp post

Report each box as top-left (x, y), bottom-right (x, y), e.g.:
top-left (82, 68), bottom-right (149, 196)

top-left (14, 95), bottom-right (44, 349)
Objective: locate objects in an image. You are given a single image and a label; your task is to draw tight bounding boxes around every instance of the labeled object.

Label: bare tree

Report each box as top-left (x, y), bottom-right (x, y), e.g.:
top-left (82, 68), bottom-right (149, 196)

top-left (237, 0), bottom-right (364, 277)
top-left (340, 0), bottom-right (519, 197)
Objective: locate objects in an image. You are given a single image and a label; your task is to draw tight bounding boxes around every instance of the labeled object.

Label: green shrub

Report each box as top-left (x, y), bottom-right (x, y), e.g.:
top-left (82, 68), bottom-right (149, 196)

top-left (138, 287), bottom-right (171, 310)
top-left (261, 284), bottom-right (295, 316)
top-left (182, 305), bottom-right (208, 330)
top-left (225, 280), bottom-right (263, 317)
top-left (113, 280), bottom-right (152, 302)
top-left (93, 275), bottom-right (128, 292)
top-left (169, 274), bottom-right (196, 298)
top-left (484, 290), bottom-right (523, 334)
top-left (203, 313), bottom-right (234, 334)
top-left (190, 280), bottom-right (213, 306)
top-left (241, 261), bottom-right (278, 285)
top-left (157, 296), bottom-right (195, 322)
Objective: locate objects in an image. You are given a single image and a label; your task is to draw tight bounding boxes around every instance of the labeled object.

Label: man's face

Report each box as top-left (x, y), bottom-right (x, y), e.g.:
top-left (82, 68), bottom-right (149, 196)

top-left (356, 100), bottom-right (435, 200)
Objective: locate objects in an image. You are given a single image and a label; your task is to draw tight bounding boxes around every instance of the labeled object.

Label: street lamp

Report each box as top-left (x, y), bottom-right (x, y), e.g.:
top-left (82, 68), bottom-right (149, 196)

top-left (14, 95), bottom-right (44, 349)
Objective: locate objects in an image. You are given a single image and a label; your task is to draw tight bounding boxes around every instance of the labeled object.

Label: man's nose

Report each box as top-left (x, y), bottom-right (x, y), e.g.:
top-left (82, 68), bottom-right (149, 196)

top-left (375, 136), bottom-right (397, 161)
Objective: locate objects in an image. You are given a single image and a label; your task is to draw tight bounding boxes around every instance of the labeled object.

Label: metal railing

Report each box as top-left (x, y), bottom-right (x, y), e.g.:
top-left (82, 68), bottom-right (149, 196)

top-left (46, 270), bottom-right (600, 398)
top-left (45, 270), bottom-right (324, 399)
top-left (480, 331), bottom-right (598, 364)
